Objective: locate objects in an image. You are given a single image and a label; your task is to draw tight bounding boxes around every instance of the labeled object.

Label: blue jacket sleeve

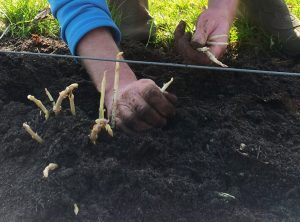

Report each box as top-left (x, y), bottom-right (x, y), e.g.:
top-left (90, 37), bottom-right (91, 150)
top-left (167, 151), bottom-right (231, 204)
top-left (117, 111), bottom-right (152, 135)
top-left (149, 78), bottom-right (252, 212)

top-left (48, 0), bottom-right (121, 55)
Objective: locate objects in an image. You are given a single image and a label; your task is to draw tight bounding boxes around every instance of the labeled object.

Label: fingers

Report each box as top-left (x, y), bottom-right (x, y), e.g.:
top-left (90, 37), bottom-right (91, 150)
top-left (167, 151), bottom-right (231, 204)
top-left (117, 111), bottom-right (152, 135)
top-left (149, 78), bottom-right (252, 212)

top-left (174, 19), bottom-right (215, 64)
top-left (116, 117), bottom-right (134, 134)
top-left (174, 20), bottom-right (187, 53)
top-left (192, 14), bottom-right (216, 45)
top-left (174, 25), bottom-right (212, 64)
top-left (117, 104), bottom-right (153, 132)
top-left (209, 45), bottom-right (227, 60)
top-left (163, 92), bottom-right (177, 105)
top-left (207, 24), bottom-right (230, 59)
top-left (174, 20), bottom-right (187, 40)
top-left (184, 41), bottom-right (212, 64)
top-left (141, 83), bottom-right (176, 118)
top-left (114, 79), bottom-right (177, 133)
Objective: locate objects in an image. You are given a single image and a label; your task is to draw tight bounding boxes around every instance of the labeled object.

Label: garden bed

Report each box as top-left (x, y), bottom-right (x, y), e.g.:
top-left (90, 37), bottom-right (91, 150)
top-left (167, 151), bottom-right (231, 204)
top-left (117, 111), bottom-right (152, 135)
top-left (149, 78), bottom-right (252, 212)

top-left (0, 37), bottom-right (300, 221)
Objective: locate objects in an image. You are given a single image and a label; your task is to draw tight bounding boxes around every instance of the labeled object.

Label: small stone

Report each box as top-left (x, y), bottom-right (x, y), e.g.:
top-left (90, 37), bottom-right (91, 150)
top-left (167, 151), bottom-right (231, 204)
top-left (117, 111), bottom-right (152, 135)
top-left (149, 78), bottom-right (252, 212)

top-left (240, 143), bottom-right (246, 150)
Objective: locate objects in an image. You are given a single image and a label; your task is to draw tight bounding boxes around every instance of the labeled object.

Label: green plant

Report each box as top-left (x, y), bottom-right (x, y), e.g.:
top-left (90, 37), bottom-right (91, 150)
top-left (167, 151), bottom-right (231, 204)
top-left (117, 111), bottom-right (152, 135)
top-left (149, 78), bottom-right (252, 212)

top-left (107, 0), bottom-right (122, 27)
top-left (0, 0), bottom-right (59, 37)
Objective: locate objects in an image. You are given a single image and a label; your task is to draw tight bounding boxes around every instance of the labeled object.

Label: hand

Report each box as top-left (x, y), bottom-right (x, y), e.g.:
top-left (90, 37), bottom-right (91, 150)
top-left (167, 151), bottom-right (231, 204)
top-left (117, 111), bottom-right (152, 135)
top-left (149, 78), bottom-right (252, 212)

top-left (107, 79), bottom-right (177, 133)
top-left (192, 8), bottom-right (231, 61)
top-left (174, 8), bottom-right (231, 64)
top-left (174, 20), bottom-right (211, 64)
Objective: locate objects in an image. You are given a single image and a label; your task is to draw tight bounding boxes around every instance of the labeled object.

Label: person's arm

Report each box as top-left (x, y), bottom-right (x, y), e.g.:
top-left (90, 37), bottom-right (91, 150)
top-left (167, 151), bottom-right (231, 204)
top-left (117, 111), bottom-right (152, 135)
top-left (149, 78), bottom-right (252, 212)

top-left (48, 0), bottom-right (121, 55)
top-left (76, 28), bottom-right (137, 109)
top-left (208, 0), bottom-right (238, 23)
top-left (77, 29), bottom-right (176, 133)
top-left (48, 0), bottom-right (176, 132)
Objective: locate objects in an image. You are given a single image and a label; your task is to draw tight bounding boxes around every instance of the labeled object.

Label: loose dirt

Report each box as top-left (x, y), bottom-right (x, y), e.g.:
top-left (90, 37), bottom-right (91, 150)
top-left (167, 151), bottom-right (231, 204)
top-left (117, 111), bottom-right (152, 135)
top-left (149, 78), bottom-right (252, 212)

top-left (0, 37), bottom-right (300, 222)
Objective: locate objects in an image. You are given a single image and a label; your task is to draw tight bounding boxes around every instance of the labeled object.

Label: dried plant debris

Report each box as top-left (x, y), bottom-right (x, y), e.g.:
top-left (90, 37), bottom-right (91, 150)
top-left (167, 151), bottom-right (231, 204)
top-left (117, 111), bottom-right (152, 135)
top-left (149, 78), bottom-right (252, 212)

top-left (34, 7), bottom-right (51, 21)
top-left (43, 163), bottom-right (59, 178)
top-left (23, 123), bottom-right (44, 144)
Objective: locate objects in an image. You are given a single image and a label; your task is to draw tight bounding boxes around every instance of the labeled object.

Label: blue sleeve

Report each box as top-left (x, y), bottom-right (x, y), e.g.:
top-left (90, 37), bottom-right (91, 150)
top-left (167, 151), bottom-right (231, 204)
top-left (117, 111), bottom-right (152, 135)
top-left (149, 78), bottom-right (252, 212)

top-left (48, 0), bottom-right (121, 55)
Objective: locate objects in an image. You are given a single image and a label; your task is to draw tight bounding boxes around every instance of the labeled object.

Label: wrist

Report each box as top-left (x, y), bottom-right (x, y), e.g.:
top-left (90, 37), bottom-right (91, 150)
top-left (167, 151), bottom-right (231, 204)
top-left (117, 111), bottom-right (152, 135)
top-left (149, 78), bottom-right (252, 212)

top-left (104, 65), bottom-right (137, 110)
top-left (207, 0), bottom-right (238, 22)
top-left (76, 27), bottom-right (137, 110)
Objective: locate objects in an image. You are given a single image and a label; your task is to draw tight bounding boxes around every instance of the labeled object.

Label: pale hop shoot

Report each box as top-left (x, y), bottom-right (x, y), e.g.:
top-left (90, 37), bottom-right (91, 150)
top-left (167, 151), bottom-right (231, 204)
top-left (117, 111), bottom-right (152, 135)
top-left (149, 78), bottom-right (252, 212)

top-left (74, 203), bottom-right (79, 215)
top-left (161, 77), bottom-right (174, 92)
top-left (45, 88), bottom-right (55, 107)
top-left (196, 47), bottom-right (228, 68)
top-left (110, 52), bottom-right (123, 128)
top-left (27, 95), bottom-right (49, 120)
top-left (22, 122), bottom-right (44, 144)
top-left (53, 83), bottom-right (78, 115)
top-left (89, 72), bottom-right (113, 144)
top-left (43, 163), bottom-right (59, 178)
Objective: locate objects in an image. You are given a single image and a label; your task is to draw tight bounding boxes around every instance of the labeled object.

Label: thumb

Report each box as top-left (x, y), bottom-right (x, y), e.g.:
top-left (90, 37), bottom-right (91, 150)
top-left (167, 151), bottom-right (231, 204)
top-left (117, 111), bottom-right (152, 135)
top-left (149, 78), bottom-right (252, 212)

top-left (174, 20), bottom-right (187, 40)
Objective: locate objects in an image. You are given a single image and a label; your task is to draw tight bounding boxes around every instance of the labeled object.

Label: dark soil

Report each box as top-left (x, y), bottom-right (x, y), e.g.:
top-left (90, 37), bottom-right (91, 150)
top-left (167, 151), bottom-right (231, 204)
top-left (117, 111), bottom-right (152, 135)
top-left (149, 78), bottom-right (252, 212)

top-left (0, 37), bottom-right (300, 222)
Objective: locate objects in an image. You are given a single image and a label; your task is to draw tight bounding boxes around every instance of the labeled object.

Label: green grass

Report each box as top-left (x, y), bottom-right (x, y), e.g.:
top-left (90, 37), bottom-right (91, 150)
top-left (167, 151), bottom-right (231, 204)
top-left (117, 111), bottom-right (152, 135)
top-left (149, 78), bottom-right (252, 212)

top-left (0, 0), bottom-right (299, 51)
top-left (0, 0), bottom-right (58, 37)
top-left (148, 0), bottom-right (208, 46)
top-left (107, 0), bottom-right (122, 27)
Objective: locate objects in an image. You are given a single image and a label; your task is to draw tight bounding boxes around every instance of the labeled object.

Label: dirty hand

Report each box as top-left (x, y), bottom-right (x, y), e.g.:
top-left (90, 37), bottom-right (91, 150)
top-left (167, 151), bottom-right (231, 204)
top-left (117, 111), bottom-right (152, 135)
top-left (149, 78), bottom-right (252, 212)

top-left (174, 8), bottom-right (231, 64)
top-left (107, 79), bottom-right (177, 133)
top-left (193, 8), bottom-right (231, 61)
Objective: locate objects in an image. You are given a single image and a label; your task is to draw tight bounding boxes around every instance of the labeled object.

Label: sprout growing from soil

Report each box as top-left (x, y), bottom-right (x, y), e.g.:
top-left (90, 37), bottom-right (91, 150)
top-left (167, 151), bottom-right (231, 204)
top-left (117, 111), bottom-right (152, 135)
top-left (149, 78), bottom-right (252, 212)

top-left (99, 71), bottom-right (107, 119)
top-left (53, 83), bottom-right (78, 115)
top-left (89, 73), bottom-right (113, 144)
top-left (110, 52), bottom-right (123, 129)
top-left (89, 119), bottom-right (113, 144)
top-left (69, 93), bottom-right (76, 115)
top-left (45, 88), bottom-right (55, 107)
top-left (160, 77), bottom-right (174, 92)
top-left (22, 123), bottom-right (44, 144)
top-left (43, 163), bottom-right (58, 178)
top-left (196, 47), bottom-right (228, 68)
top-left (27, 95), bottom-right (49, 120)
top-left (74, 203), bottom-right (79, 215)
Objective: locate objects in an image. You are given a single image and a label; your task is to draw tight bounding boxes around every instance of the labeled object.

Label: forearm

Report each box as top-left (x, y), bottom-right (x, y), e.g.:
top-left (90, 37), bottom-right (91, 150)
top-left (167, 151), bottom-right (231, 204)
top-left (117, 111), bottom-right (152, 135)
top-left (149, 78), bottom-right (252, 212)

top-left (208, 0), bottom-right (239, 22)
top-left (77, 28), bottom-right (137, 104)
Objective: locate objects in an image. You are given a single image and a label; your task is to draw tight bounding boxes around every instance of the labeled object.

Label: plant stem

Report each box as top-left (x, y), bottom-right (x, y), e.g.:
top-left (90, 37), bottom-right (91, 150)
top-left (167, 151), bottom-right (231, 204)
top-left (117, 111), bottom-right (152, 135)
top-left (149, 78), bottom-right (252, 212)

top-left (68, 92), bottom-right (76, 115)
top-left (45, 88), bottom-right (55, 107)
top-left (161, 77), bottom-right (174, 92)
top-left (196, 47), bottom-right (228, 67)
top-left (43, 163), bottom-right (58, 178)
top-left (27, 95), bottom-right (49, 120)
top-left (22, 122), bottom-right (43, 143)
top-left (99, 71), bottom-right (107, 119)
top-left (53, 83), bottom-right (78, 114)
top-left (111, 52), bottom-right (123, 128)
